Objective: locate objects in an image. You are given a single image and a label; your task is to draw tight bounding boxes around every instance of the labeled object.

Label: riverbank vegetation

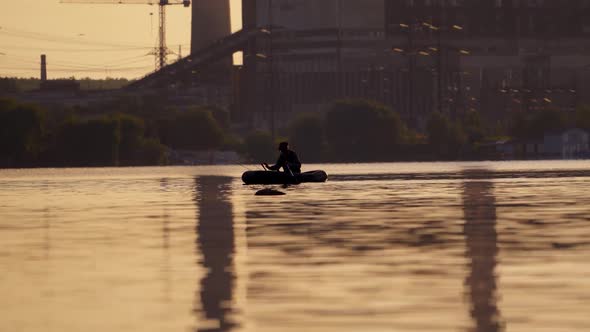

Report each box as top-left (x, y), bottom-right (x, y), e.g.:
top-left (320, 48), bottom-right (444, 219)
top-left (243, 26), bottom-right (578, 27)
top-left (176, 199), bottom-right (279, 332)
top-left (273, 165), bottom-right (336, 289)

top-left (0, 77), bottom-right (132, 92)
top-left (1, 96), bottom-right (589, 168)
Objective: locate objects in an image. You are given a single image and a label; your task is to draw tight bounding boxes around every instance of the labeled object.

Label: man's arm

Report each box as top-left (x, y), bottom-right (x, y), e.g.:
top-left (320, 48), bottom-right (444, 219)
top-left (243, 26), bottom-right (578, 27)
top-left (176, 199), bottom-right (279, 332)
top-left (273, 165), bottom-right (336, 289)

top-left (267, 155), bottom-right (285, 171)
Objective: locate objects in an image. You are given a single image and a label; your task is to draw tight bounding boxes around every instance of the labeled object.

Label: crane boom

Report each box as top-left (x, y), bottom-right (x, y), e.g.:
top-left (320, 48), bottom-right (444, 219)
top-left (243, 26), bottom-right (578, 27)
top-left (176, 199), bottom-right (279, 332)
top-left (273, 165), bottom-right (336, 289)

top-left (61, 0), bottom-right (189, 6)
top-left (61, 0), bottom-right (190, 71)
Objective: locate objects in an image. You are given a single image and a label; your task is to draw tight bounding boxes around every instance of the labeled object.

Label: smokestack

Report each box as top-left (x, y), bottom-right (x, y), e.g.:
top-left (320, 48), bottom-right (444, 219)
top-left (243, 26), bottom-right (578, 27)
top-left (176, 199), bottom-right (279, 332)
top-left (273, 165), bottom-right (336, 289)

top-left (191, 0), bottom-right (231, 54)
top-left (40, 54), bottom-right (47, 82)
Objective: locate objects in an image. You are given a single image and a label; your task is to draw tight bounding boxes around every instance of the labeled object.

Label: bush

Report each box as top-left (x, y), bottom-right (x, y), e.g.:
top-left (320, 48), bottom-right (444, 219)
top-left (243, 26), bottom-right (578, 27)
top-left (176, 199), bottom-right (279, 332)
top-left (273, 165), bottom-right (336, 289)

top-left (117, 113), bottom-right (146, 165)
top-left (289, 114), bottom-right (325, 162)
top-left (137, 138), bottom-right (168, 165)
top-left (0, 101), bottom-right (45, 164)
top-left (208, 106), bottom-right (230, 130)
top-left (509, 108), bottom-right (568, 140)
top-left (325, 99), bottom-right (403, 161)
top-left (426, 112), bottom-right (467, 159)
top-left (575, 105), bottom-right (590, 130)
top-left (49, 114), bottom-right (167, 167)
top-left (528, 109), bottom-right (567, 138)
top-left (461, 109), bottom-right (485, 144)
top-left (54, 117), bottom-right (120, 166)
top-left (159, 109), bottom-right (224, 150)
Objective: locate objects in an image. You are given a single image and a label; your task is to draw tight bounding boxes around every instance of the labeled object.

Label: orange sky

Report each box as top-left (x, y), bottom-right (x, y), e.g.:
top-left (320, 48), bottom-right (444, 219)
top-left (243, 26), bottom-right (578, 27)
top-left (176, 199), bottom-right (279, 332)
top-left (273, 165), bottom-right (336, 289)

top-left (0, 0), bottom-right (241, 79)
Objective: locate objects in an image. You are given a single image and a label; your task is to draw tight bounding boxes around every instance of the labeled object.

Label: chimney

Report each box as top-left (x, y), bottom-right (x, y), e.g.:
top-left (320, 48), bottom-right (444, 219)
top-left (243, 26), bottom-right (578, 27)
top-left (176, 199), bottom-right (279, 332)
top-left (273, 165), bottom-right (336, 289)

top-left (40, 54), bottom-right (47, 82)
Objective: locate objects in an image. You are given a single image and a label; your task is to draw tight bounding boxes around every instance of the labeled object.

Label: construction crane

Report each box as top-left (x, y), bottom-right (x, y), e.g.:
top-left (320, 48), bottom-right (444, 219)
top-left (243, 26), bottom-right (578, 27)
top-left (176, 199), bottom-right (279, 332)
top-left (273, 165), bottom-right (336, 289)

top-left (61, 0), bottom-right (190, 71)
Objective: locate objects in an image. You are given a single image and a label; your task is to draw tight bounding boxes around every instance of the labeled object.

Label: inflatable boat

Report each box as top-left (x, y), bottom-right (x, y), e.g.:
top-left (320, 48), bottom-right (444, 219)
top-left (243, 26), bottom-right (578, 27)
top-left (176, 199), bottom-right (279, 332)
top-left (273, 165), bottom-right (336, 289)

top-left (242, 170), bottom-right (328, 185)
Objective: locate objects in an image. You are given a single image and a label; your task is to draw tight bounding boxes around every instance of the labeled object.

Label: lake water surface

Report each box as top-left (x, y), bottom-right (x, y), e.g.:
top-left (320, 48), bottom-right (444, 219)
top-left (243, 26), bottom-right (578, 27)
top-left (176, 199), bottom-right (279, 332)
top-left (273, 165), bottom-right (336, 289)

top-left (1, 161), bottom-right (589, 332)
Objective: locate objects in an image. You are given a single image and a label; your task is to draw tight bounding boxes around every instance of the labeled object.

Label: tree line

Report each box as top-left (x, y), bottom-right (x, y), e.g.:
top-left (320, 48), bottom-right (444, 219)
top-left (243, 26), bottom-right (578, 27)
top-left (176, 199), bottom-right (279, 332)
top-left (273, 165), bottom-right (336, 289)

top-left (2, 96), bottom-right (589, 168)
top-left (0, 97), bottom-right (233, 168)
top-left (247, 99), bottom-right (590, 163)
top-left (0, 77), bottom-right (132, 93)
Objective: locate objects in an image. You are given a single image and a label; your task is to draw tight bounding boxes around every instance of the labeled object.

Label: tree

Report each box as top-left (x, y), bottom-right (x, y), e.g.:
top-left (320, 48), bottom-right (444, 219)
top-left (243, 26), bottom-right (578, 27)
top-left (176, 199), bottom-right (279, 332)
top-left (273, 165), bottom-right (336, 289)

top-left (0, 101), bottom-right (45, 164)
top-left (574, 105), bottom-right (590, 130)
top-left (207, 106), bottom-right (230, 130)
top-left (528, 109), bottom-right (567, 138)
top-left (0, 98), bottom-right (17, 113)
top-left (114, 113), bottom-right (166, 166)
top-left (116, 113), bottom-right (145, 165)
top-left (55, 117), bottom-right (120, 166)
top-left (289, 114), bottom-right (325, 162)
top-left (509, 108), bottom-right (568, 140)
top-left (159, 109), bottom-right (224, 150)
top-left (48, 113), bottom-right (166, 167)
top-left (461, 109), bottom-right (485, 143)
top-left (426, 112), bottom-right (467, 159)
top-left (325, 99), bottom-right (404, 161)
top-left (0, 78), bottom-right (19, 93)
top-left (244, 131), bottom-right (275, 162)
top-left (509, 112), bottom-right (529, 140)
top-left (136, 138), bottom-right (168, 165)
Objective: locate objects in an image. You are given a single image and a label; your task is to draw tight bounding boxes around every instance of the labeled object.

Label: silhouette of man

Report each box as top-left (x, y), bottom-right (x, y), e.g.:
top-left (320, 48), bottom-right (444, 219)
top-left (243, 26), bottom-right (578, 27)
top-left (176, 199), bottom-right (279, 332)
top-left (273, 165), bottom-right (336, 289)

top-left (264, 142), bottom-right (301, 174)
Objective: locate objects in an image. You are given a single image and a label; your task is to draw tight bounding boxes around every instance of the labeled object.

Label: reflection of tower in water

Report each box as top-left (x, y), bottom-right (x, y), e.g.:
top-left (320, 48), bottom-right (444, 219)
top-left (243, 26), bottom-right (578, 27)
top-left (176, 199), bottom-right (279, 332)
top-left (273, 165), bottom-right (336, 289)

top-left (462, 175), bottom-right (504, 332)
top-left (194, 176), bottom-right (236, 332)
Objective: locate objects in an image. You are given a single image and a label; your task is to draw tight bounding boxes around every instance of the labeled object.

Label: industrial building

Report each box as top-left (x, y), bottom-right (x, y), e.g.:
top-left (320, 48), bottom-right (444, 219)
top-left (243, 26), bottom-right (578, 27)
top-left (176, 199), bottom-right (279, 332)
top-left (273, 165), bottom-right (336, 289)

top-left (136, 0), bottom-right (590, 132)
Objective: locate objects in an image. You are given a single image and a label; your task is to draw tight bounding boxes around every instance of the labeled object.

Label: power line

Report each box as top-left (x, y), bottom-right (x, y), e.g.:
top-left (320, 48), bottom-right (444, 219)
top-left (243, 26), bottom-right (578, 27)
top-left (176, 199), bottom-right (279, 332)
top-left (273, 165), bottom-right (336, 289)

top-left (0, 45), bottom-right (152, 53)
top-left (49, 56), bottom-right (150, 69)
top-left (0, 26), bottom-right (159, 78)
top-left (0, 65), bottom-right (152, 72)
top-left (63, 0), bottom-right (185, 4)
top-left (0, 57), bottom-right (40, 65)
top-left (1, 53), bottom-right (150, 68)
top-left (1, 56), bottom-right (152, 78)
top-left (52, 66), bottom-right (153, 72)
top-left (0, 26), bottom-right (151, 48)
top-left (60, 0), bottom-right (191, 70)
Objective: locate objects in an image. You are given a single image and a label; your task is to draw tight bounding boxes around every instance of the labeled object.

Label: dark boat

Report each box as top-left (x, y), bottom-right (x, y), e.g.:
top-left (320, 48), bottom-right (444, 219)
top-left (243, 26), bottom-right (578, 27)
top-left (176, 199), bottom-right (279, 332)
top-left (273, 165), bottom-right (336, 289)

top-left (242, 170), bottom-right (328, 185)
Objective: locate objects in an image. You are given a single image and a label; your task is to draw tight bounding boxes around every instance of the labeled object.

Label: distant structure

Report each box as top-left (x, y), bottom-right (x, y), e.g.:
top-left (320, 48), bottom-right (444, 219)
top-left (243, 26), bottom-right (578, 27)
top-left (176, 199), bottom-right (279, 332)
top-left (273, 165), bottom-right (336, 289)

top-left (237, 0), bottom-right (590, 130)
top-left (40, 79), bottom-right (80, 93)
top-left (40, 54), bottom-right (47, 82)
top-left (243, 0), bottom-right (383, 30)
top-left (383, 0), bottom-right (590, 126)
top-left (239, 0), bottom-right (389, 129)
top-left (133, 0), bottom-right (590, 133)
top-left (191, 0), bottom-right (231, 53)
top-left (62, 0), bottom-right (191, 71)
top-left (38, 54), bottom-right (80, 92)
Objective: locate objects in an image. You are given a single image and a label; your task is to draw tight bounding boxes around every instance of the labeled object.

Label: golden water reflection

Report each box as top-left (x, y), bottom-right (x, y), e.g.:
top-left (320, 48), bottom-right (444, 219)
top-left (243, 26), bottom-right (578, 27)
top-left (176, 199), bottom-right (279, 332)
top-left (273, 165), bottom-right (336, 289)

top-left (194, 176), bottom-right (237, 331)
top-left (462, 172), bottom-right (502, 332)
top-left (0, 163), bottom-right (589, 331)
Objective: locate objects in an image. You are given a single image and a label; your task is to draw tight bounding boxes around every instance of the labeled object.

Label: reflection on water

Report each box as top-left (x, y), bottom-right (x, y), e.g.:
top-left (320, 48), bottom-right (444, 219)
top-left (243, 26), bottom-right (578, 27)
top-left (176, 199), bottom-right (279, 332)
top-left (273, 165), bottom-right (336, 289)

top-left (0, 162), bottom-right (589, 332)
top-left (194, 176), bottom-right (236, 331)
top-left (462, 172), bottom-right (502, 332)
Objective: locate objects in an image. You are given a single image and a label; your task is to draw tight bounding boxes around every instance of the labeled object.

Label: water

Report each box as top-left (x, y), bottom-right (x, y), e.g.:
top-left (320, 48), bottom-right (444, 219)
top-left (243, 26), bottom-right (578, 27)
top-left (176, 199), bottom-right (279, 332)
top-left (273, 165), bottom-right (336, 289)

top-left (0, 161), bottom-right (589, 332)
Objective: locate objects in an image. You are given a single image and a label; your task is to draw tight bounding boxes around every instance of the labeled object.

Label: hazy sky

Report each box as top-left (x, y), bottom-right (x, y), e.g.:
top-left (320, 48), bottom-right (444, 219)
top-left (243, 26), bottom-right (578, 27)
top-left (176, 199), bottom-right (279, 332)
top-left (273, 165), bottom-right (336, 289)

top-left (0, 0), bottom-right (241, 79)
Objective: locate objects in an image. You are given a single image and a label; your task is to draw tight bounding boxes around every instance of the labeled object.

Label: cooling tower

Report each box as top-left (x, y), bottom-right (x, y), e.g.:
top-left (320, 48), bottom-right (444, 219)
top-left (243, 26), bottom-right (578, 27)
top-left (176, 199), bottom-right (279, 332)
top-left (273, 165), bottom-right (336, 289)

top-left (191, 0), bottom-right (232, 54)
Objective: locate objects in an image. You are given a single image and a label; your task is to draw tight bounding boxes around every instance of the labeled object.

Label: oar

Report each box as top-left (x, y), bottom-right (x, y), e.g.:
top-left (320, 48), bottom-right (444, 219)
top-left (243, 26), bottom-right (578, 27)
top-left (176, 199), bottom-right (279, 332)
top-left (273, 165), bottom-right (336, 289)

top-left (284, 163), bottom-right (300, 185)
top-left (261, 163), bottom-right (268, 171)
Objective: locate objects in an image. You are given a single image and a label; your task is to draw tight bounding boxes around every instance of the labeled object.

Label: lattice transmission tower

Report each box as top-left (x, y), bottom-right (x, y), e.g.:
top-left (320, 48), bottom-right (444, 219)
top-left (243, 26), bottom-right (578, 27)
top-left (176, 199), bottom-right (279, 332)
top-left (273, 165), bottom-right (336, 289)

top-left (61, 0), bottom-right (190, 71)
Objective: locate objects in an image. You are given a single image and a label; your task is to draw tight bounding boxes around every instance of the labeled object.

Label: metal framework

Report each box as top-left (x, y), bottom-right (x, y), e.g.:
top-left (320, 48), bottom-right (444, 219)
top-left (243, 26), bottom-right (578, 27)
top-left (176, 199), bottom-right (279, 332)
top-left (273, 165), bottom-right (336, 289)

top-left (61, 0), bottom-right (190, 71)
